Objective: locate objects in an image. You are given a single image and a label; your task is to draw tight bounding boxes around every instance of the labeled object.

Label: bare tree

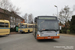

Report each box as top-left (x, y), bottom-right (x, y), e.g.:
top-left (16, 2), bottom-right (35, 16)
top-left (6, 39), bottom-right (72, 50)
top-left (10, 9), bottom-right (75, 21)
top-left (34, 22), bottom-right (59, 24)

top-left (59, 6), bottom-right (71, 23)
top-left (59, 6), bottom-right (74, 30)
top-left (28, 14), bottom-right (33, 23)
top-left (0, 0), bottom-right (11, 10)
top-left (0, 0), bottom-right (20, 15)
top-left (23, 13), bottom-right (27, 23)
top-left (9, 5), bottom-right (20, 15)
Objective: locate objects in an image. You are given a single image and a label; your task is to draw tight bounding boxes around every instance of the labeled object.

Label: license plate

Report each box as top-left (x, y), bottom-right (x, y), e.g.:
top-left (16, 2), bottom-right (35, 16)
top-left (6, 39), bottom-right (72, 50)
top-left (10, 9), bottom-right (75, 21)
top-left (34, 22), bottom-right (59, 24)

top-left (48, 37), bottom-right (51, 39)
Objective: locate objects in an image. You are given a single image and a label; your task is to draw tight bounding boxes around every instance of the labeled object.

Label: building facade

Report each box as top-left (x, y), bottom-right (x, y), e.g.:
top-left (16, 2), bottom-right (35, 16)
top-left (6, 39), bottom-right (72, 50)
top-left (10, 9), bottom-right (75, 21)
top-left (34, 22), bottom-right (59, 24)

top-left (0, 8), bottom-right (24, 28)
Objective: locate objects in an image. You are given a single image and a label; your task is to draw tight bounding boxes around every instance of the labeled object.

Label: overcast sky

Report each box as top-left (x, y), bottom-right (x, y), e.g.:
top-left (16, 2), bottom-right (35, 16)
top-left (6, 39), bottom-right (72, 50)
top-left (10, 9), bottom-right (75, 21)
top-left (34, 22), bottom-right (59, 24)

top-left (10, 0), bottom-right (75, 17)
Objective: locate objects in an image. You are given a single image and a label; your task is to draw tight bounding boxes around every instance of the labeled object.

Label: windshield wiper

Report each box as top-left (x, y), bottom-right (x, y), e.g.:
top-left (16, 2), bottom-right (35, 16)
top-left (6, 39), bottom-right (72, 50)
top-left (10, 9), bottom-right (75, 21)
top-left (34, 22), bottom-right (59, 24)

top-left (48, 29), bottom-right (59, 31)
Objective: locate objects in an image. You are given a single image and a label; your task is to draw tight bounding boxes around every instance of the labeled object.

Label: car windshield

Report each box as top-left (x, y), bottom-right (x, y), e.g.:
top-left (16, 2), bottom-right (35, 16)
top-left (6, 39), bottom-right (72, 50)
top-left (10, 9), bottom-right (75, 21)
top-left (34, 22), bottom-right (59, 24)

top-left (38, 20), bottom-right (59, 31)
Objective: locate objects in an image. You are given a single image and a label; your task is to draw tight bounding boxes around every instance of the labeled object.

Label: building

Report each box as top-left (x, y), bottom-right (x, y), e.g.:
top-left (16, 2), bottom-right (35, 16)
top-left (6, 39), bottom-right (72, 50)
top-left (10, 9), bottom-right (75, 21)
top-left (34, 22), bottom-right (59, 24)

top-left (0, 8), bottom-right (24, 28)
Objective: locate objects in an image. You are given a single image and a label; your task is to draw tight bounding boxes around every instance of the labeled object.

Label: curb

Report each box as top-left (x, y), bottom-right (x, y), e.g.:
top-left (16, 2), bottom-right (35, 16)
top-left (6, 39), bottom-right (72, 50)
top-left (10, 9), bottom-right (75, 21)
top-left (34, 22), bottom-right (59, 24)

top-left (60, 34), bottom-right (75, 37)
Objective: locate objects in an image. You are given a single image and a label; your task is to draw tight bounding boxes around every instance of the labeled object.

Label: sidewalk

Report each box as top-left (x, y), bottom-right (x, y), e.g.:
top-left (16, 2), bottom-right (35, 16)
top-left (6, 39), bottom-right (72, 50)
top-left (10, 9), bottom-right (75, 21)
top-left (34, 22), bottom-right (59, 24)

top-left (10, 32), bottom-right (18, 34)
top-left (60, 33), bottom-right (75, 37)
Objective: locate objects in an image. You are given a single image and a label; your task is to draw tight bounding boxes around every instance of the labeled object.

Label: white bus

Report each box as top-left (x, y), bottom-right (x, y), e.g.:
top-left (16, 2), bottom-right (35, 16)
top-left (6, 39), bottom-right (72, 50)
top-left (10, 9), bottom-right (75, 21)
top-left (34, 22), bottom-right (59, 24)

top-left (33, 16), bottom-right (60, 40)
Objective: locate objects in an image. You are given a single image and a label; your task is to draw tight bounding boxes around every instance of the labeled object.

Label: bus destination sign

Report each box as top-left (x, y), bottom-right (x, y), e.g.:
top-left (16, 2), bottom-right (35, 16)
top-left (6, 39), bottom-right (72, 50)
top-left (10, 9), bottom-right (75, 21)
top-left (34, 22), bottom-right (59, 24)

top-left (39, 17), bottom-right (56, 20)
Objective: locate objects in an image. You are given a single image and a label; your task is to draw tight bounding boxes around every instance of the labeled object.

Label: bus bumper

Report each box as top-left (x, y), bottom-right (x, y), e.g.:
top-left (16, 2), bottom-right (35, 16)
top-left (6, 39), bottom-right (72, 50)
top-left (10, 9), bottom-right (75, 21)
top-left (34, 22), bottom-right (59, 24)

top-left (37, 36), bottom-right (60, 40)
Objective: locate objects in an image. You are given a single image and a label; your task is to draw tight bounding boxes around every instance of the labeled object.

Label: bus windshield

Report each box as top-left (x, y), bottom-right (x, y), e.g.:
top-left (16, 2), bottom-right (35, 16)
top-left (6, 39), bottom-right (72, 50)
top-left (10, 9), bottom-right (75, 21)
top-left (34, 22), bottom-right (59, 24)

top-left (5, 23), bottom-right (9, 27)
top-left (28, 25), bottom-right (33, 28)
top-left (20, 24), bottom-right (27, 28)
top-left (38, 20), bottom-right (59, 31)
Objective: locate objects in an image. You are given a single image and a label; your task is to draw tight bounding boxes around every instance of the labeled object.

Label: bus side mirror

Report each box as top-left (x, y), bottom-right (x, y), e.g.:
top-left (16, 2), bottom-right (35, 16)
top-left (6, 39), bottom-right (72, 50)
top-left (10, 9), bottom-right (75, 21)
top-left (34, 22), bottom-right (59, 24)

top-left (34, 19), bottom-right (36, 22)
top-left (34, 17), bottom-right (37, 22)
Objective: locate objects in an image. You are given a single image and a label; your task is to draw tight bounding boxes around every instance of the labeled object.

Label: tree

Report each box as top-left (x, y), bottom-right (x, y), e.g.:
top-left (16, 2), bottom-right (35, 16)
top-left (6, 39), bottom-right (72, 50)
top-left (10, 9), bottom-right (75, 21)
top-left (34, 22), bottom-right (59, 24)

top-left (59, 6), bottom-right (73, 33)
top-left (28, 14), bottom-right (33, 23)
top-left (59, 6), bottom-right (73, 23)
top-left (0, 0), bottom-right (10, 10)
top-left (9, 5), bottom-right (20, 15)
top-left (70, 15), bottom-right (75, 33)
top-left (0, 0), bottom-right (20, 15)
top-left (23, 13), bottom-right (27, 23)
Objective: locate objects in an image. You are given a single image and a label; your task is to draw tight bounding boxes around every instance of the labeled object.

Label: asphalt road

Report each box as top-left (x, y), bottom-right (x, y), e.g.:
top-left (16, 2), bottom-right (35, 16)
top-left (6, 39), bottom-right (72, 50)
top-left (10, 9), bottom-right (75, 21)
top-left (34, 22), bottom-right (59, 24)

top-left (0, 33), bottom-right (75, 50)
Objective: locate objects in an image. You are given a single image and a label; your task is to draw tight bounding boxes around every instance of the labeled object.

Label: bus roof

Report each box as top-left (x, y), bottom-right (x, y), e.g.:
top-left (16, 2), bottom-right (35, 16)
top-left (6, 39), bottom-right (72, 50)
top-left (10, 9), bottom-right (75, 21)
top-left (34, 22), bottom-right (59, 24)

top-left (35, 16), bottom-right (57, 19)
top-left (27, 24), bottom-right (34, 25)
top-left (18, 23), bottom-right (27, 24)
top-left (35, 16), bottom-right (57, 22)
top-left (0, 20), bottom-right (10, 23)
top-left (38, 16), bottom-right (57, 17)
top-left (22, 23), bottom-right (28, 25)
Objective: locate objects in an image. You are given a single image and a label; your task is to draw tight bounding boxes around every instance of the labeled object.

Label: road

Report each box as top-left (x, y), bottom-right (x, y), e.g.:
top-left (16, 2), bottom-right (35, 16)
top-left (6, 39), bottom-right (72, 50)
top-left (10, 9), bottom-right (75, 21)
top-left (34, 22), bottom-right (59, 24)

top-left (0, 33), bottom-right (75, 50)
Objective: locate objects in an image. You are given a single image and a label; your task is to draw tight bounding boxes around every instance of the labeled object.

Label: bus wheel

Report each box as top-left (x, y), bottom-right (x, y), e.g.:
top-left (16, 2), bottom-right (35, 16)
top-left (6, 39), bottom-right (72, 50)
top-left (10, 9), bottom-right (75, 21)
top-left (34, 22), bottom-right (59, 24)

top-left (21, 32), bottom-right (24, 34)
top-left (28, 30), bottom-right (30, 33)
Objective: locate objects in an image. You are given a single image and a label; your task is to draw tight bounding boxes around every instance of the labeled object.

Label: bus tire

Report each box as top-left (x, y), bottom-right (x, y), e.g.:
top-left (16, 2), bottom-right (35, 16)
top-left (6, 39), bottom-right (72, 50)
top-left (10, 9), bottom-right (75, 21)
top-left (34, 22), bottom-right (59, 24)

top-left (21, 32), bottom-right (24, 34)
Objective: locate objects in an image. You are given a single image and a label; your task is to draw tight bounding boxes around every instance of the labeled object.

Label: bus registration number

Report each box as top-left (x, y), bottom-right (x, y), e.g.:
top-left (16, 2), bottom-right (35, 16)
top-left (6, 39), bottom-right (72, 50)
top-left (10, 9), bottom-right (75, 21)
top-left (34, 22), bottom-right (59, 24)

top-left (48, 37), bottom-right (51, 39)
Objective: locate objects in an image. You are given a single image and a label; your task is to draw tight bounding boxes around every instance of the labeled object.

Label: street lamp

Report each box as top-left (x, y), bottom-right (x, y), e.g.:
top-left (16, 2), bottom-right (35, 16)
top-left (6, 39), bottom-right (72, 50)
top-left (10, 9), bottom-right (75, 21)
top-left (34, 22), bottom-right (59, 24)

top-left (54, 5), bottom-right (58, 17)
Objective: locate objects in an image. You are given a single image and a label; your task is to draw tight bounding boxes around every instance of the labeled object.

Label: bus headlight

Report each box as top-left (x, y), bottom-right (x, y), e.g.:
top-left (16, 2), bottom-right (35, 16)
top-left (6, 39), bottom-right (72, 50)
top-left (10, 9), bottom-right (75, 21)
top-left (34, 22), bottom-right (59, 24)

top-left (37, 31), bottom-right (41, 36)
top-left (39, 34), bottom-right (41, 36)
top-left (37, 34), bottom-right (40, 36)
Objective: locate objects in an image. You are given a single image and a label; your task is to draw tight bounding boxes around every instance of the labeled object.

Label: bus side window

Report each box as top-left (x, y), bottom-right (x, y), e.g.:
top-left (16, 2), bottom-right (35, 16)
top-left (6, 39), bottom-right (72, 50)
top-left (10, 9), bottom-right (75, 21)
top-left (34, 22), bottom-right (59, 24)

top-left (5, 23), bottom-right (9, 27)
top-left (26, 25), bottom-right (27, 28)
top-left (28, 25), bottom-right (33, 28)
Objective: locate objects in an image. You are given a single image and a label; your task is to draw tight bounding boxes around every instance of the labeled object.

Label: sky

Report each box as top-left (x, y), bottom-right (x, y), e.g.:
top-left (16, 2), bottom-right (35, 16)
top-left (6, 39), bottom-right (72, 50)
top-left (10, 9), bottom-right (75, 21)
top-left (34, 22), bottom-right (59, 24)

top-left (10, 0), bottom-right (75, 18)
